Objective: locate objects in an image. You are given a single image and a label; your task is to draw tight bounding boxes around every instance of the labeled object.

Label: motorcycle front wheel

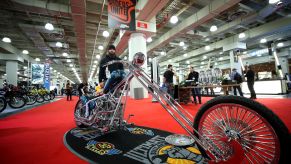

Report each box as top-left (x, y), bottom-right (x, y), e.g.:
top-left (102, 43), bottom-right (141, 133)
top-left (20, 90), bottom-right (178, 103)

top-left (193, 95), bottom-right (290, 163)
top-left (74, 99), bottom-right (88, 128)
top-left (8, 96), bottom-right (26, 108)
top-left (0, 97), bottom-right (7, 113)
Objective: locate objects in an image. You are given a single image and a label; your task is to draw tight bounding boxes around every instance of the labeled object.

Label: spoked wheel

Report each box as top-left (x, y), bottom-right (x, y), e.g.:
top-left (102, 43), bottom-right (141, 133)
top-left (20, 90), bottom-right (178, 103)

top-left (0, 97), bottom-right (7, 113)
top-left (74, 99), bottom-right (88, 128)
top-left (49, 93), bottom-right (55, 100)
top-left (43, 94), bottom-right (51, 101)
top-left (8, 96), bottom-right (26, 108)
top-left (193, 96), bottom-right (289, 164)
top-left (36, 95), bottom-right (44, 103)
top-left (25, 95), bottom-right (37, 105)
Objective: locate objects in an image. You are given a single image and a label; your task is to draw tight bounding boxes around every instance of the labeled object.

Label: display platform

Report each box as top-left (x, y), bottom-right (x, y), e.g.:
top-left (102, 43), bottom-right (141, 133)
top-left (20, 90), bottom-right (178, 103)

top-left (64, 125), bottom-right (206, 164)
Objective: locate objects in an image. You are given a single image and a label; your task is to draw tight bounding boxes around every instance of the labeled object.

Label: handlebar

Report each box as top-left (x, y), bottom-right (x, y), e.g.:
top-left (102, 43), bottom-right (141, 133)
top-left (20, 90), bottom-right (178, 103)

top-left (102, 60), bottom-right (129, 67)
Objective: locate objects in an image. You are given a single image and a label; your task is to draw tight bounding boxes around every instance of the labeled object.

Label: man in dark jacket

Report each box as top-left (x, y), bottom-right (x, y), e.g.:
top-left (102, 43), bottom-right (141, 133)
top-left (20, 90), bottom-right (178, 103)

top-left (99, 45), bottom-right (125, 93)
top-left (163, 64), bottom-right (175, 99)
top-left (187, 66), bottom-right (201, 104)
top-left (245, 65), bottom-right (256, 99)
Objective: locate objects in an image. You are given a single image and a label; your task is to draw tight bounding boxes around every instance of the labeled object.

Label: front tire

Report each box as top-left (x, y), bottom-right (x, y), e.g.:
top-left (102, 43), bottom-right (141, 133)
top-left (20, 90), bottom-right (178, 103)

top-left (8, 96), bottom-right (26, 108)
top-left (0, 97), bottom-right (7, 113)
top-left (193, 95), bottom-right (290, 163)
top-left (74, 99), bottom-right (88, 128)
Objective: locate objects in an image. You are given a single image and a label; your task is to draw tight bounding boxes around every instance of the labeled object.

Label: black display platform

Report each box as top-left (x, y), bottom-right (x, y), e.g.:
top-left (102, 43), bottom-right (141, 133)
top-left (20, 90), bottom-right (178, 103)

top-left (64, 125), bottom-right (206, 164)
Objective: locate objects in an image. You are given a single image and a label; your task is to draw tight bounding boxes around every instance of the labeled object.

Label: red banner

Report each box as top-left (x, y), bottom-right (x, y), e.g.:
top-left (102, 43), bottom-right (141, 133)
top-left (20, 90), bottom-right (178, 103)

top-left (108, 0), bottom-right (136, 31)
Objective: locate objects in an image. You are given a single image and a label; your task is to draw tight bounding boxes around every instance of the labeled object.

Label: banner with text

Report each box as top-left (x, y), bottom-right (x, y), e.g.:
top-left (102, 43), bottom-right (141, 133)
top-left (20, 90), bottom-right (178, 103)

top-left (108, 0), bottom-right (136, 31)
top-left (43, 63), bottom-right (50, 90)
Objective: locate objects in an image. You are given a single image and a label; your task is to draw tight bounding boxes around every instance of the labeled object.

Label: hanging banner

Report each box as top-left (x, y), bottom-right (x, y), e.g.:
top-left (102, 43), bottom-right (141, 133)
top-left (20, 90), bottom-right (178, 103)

top-left (43, 63), bottom-right (50, 90)
top-left (108, 0), bottom-right (136, 31)
top-left (31, 64), bottom-right (44, 84)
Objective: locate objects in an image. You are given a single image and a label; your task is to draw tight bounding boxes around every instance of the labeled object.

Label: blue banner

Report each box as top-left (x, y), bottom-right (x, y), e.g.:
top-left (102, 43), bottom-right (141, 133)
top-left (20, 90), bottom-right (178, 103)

top-left (43, 63), bottom-right (50, 90)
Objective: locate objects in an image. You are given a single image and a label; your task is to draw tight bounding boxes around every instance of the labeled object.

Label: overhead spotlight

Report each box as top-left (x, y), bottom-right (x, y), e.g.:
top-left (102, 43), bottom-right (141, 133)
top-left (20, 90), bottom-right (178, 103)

top-left (186, 60), bottom-right (190, 64)
top-left (210, 25), bottom-right (217, 32)
top-left (243, 51), bottom-right (247, 54)
top-left (94, 60), bottom-right (98, 63)
top-left (62, 52), bottom-right (68, 57)
top-left (260, 38), bottom-right (267, 43)
top-left (170, 16), bottom-right (178, 24)
top-left (35, 58), bottom-right (40, 62)
top-left (148, 58), bottom-right (152, 62)
top-left (2, 37), bottom-right (11, 43)
top-left (179, 41), bottom-right (185, 47)
top-left (45, 23), bottom-right (54, 31)
top-left (205, 38), bottom-right (210, 42)
top-left (98, 45), bottom-right (104, 50)
top-left (146, 37), bottom-right (152, 43)
top-left (205, 45), bottom-right (210, 50)
top-left (53, 70), bottom-right (57, 72)
top-left (239, 33), bottom-right (246, 39)
top-left (277, 42), bottom-right (284, 47)
top-left (269, 0), bottom-right (280, 4)
top-left (183, 53), bottom-right (188, 57)
top-left (169, 59), bottom-right (172, 62)
top-left (56, 42), bottom-right (62, 47)
top-left (124, 56), bottom-right (128, 60)
top-left (200, 66), bottom-right (204, 68)
top-left (214, 62), bottom-right (218, 66)
top-left (50, 67), bottom-right (53, 70)
top-left (22, 50), bottom-right (29, 54)
top-left (219, 52), bottom-right (223, 55)
top-left (161, 51), bottom-right (166, 56)
top-left (219, 57), bottom-right (223, 60)
top-left (67, 59), bottom-right (71, 63)
top-left (24, 66), bottom-right (28, 69)
top-left (183, 46), bottom-right (187, 50)
top-left (102, 31), bottom-right (109, 37)
top-left (203, 55), bottom-right (207, 59)
top-left (201, 62), bottom-right (205, 64)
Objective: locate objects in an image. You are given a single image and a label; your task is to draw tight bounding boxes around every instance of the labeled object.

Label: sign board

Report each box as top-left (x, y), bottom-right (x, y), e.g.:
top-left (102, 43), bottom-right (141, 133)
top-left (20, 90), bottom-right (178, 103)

top-left (31, 64), bottom-right (44, 84)
top-left (108, 0), bottom-right (136, 31)
top-left (43, 63), bottom-right (50, 90)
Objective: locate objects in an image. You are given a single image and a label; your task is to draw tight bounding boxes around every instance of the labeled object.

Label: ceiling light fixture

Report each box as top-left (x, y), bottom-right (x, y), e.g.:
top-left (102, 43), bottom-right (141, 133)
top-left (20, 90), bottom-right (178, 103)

top-left (210, 25), bottom-right (218, 32)
top-left (24, 66), bottom-right (27, 69)
top-left (219, 52), bottom-right (223, 55)
top-left (169, 59), bottom-right (172, 62)
top-left (62, 52), bottom-right (68, 57)
top-left (183, 53), bottom-right (188, 57)
top-left (69, 64), bottom-right (73, 67)
top-left (124, 56), bottom-right (128, 60)
top-left (203, 55), bottom-right (207, 59)
top-left (205, 45), bottom-right (210, 50)
top-left (269, 0), bottom-right (280, 4)
top-left (219, 57), bottom-right (223, 60)
top-left (277, 42), bottom-right (284, 47)
top-left (102, 31), bottom-right (109, 37)
top-left (148, 58), bottom-right (152, 62)
top-left (96, 55), bottom-right (101, 59)
top-left (214, 62), bottom-right (218, 66)
top-left (186, 60), bottom-right (190, 64)
top-left (56, 42), bottom-right (62, 47)
top-left (45, 23), bottom-right (54, 31)
top-left (2, 37), bottom-right (11, 43)
top-left (170, 16), bottom-right (178, 24)
top-left (98, 45), bottom-right (104, 50)
top-left (67, 59), bottom-right (71, 63)
top-left (179, 41), bottom-right (185, 47)
top-left (146, 37), bottom-right (152, 43)
top-left (183, 46), bottom-right (187, 50)
top-left (94, 60), bottom-right (98, 63)
top-left (22, 50), bottom-right (29, 54)
top-left (35, 58), bottom-right (40, 62)
top-left (239, 33), bottom-right (246, 39)
top-left (161, 51), bottom-right (166, 56)
top-left (260, 38), bottom-right (267, 43)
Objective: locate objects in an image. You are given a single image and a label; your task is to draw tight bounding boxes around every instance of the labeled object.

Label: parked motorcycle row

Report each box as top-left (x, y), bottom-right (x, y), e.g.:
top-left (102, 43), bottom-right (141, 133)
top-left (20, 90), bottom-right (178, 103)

top-left (0, 84), bottom-right (56, 113)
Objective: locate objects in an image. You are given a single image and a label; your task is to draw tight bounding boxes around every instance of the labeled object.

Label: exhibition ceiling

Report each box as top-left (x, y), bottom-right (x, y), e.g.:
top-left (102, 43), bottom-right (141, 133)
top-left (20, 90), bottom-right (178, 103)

top-left (0, 0), bottom-right (291, 83)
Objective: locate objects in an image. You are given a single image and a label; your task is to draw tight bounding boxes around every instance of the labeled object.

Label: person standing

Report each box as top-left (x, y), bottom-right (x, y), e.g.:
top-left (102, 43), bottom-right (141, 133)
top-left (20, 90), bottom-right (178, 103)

top-left (187, 66), bottom-right (201, 104)
top-left (99, 45), bottom-right (125, 94)
top-left (66, 80), bottom-right (72, 101)
top-left (230, 68), bottom-right (244, 96)
top-left (245, 66), bottom-right (256, 99)
top-left (163, 64), bottom-right (175, 99)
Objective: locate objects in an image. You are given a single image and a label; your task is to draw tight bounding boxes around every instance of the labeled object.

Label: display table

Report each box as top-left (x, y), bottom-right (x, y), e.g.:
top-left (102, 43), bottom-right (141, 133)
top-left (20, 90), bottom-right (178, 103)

top-left (64, 125), bottom-right (206, 164)
top-left (241, 79), bottom-right (287, 95)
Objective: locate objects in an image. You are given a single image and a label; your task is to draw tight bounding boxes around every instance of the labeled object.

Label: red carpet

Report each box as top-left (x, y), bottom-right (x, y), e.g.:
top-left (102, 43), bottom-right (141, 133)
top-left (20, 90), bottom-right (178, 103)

top-left (0, 96), bottom-right (290, 163)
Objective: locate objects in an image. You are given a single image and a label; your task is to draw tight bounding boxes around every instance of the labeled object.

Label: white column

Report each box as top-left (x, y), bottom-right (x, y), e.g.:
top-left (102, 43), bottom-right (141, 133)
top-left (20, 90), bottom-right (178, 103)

top-left (278, 57), bottom-right (289, 75)
top-left (229, 50), bottom-right (242, 74)
top-left (6, 61), bottom-right (18, 86)
top-left (128, 33), bottom-right (148, 98)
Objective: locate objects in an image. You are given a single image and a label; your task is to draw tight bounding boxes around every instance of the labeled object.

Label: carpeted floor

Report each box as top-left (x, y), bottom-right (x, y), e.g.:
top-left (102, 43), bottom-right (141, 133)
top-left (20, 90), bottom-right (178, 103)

top-left (0, 96), bottom-right (290, 164)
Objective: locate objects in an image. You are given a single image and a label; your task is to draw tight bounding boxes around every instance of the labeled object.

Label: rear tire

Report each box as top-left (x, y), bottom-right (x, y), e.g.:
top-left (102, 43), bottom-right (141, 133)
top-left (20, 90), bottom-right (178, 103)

top-left (193, 95), bottom-right (290, 163)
